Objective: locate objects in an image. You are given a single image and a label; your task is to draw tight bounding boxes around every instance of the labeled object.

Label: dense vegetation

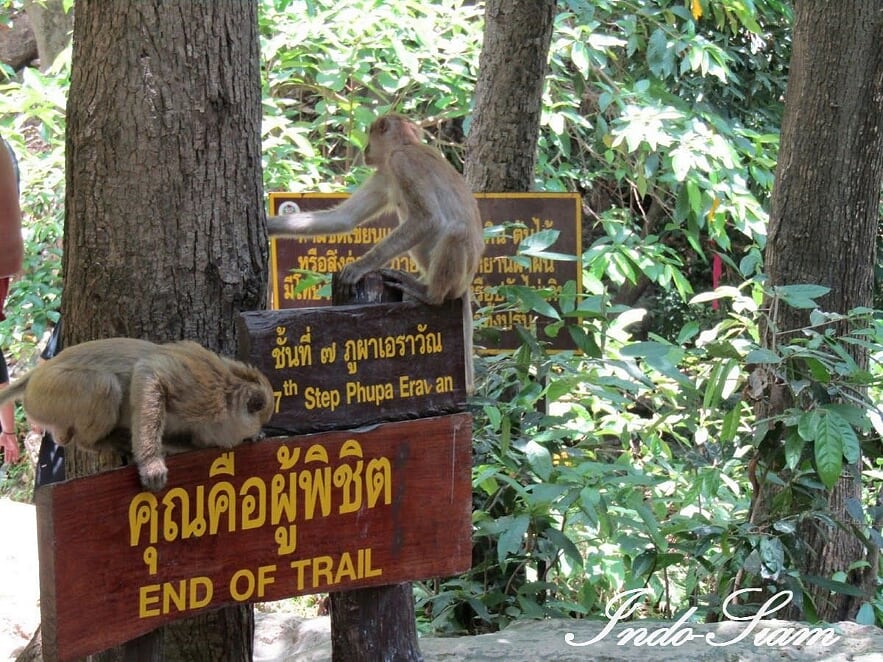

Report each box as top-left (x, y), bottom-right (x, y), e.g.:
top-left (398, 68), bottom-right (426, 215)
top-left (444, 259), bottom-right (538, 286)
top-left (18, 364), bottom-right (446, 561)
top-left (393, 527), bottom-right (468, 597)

top-left (2, 0), bottom-right (881, 631)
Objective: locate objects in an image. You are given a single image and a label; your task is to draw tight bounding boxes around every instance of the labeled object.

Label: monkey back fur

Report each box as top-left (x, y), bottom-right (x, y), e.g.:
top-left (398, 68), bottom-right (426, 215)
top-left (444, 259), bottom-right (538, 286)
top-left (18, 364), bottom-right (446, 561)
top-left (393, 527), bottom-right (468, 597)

top-left (0, 337), bottom-right (275, 491)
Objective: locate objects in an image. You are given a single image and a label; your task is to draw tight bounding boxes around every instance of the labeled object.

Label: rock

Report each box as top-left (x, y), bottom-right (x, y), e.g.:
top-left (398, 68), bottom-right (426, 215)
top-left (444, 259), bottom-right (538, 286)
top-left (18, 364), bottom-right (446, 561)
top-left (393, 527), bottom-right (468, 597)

top-left (0, 11), bottom-right (38, 72)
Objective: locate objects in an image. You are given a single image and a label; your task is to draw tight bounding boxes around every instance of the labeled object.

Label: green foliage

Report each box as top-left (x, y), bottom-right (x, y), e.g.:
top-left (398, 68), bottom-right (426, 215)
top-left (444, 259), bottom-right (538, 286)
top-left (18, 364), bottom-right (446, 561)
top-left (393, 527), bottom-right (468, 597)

top-left (541, 0), bottom-right (789, 320)
top-left (0, 57), bottom-right (67, 363)
top-left (260, 0), bottom-right (482, 191)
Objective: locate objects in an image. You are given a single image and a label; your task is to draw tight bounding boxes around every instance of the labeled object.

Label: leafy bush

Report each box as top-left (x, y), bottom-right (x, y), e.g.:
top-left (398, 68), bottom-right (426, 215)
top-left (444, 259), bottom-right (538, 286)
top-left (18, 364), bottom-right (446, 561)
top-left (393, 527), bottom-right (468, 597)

top-left (0, 58), bottom-right (66, 365)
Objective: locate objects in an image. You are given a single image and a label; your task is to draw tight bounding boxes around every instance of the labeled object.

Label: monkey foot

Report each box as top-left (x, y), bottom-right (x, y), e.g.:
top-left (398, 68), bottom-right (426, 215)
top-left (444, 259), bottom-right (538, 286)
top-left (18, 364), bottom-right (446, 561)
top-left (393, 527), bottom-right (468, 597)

top-left (378, 269), bottom-right (431, 303)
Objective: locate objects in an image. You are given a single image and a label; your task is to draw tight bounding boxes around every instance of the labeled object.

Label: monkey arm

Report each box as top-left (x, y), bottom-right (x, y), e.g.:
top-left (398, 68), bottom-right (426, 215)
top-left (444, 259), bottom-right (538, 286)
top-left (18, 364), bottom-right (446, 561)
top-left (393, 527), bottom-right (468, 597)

top-left (342, 215), bottom-right (433, 283)
top-left (268, 173), bottom-right (392, 236)
top-left (130, 367), bottom-right (169, 492)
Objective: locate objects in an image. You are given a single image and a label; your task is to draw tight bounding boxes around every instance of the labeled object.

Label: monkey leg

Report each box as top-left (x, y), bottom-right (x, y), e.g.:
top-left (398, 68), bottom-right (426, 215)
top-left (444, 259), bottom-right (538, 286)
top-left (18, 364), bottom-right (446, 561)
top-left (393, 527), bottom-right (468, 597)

top-left (24, 367), bottom-right (122, 449)
top-left (379, 268), bottom-right (431, 303)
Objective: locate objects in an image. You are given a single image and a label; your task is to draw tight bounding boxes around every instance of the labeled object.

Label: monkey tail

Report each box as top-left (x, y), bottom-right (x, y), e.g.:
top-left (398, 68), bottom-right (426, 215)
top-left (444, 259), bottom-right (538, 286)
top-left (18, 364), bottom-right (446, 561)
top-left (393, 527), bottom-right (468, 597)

top-left (0, 374), bottom-right (30, 407)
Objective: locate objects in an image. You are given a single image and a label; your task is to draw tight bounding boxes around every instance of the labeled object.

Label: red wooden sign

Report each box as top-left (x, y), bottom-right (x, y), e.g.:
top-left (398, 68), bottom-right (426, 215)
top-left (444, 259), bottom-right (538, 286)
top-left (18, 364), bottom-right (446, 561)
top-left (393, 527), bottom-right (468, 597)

top-left (35, 414), bottom-right (472, 662)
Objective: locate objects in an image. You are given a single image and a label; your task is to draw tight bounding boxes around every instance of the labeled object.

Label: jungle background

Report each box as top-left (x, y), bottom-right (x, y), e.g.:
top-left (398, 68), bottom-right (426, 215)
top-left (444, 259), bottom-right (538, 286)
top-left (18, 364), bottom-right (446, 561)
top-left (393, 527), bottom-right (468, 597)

top-left (1, 0), bottom-right (882, 639)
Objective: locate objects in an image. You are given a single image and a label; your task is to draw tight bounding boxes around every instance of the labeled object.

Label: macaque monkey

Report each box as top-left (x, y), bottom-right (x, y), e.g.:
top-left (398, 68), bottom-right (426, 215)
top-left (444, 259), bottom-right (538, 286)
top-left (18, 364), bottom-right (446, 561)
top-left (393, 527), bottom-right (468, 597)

top-left (0, 338), bottom-right (275, 492)
top-left (268, 113), bottom-right (484, 391)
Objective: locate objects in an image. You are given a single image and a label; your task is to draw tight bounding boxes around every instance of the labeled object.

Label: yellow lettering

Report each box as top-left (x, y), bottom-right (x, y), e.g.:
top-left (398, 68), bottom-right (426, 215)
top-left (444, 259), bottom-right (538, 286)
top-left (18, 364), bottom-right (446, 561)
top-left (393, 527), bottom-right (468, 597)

top-left (313, 555), bottom-right (334, 588)
top-left (362, 547), bottom-right (382, 578)
top-left (230, 569), bottom-right (255, 601)
top-left (335, 552), bottom-right (357, 584)
top-left (140, 577), bottom-right (214, 617)
top-left (190, 576), bottom-right (213, 609)
top-left (139, 584), bottom-right (161, 618)
top-left (164, 580), bottom-right (187, 614)
top-left (290, 559), bottom-right (310, 591)
top-left (435, 375), bottom-right (454, 393)
top-left (303, 386), bottom-right (341, 412)
top-left (257, 564), bottom-right (276, 598)
top-left (229, 566), bottom-right (276, 602)
top-left (399, 375), bottom-right (433, 398)
top-left (345, 380), bottom-right (394, 406)
top-left (288, 549), bottom-right (382, 591)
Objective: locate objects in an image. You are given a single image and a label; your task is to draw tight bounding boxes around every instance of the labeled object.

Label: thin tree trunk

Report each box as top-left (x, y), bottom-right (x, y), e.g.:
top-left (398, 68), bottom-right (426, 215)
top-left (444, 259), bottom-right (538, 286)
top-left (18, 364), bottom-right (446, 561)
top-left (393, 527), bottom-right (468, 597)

top-left (464, 0), bottom-right (556, 192)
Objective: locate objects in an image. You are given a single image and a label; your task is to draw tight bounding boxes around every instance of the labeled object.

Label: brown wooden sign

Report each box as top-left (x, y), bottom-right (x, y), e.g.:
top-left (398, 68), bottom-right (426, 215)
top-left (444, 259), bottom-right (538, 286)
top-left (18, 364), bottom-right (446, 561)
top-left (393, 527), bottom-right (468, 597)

top-left (35, 413), bottom-right (472, 662)
top-left (237, 299), bottom-right (467, 434)
top-left (269, 192), bottom-right (582, 350)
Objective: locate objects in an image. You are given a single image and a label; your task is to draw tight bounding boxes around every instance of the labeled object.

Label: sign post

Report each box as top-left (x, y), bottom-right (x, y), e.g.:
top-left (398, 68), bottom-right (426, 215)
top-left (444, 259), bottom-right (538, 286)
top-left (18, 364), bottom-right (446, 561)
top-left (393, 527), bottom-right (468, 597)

top-left (35, 270), bottom-right (473, 661)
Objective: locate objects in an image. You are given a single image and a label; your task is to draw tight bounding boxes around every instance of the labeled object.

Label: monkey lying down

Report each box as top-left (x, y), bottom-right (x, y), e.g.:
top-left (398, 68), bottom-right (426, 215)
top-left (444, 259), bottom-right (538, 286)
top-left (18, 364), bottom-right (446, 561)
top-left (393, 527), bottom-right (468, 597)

top-left (0, 337), bottom-right (274, 492)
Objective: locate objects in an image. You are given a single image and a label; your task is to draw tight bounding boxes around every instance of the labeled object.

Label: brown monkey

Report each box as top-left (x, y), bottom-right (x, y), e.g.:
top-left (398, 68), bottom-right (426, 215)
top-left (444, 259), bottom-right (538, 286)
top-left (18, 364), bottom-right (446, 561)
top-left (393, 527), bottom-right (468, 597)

top-left (0, 338), bottom-right (275, 492)
top-left (268, 113), bottom-right (484, 390)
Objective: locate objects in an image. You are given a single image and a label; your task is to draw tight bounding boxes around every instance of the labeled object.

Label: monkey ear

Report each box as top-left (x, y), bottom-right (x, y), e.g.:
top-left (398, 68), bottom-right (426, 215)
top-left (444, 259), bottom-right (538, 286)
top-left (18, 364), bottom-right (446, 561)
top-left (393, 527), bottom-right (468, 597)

top-left (246, 390), bottom-right (267, 414)
top-left (374, 117), bottom-right (390, 134)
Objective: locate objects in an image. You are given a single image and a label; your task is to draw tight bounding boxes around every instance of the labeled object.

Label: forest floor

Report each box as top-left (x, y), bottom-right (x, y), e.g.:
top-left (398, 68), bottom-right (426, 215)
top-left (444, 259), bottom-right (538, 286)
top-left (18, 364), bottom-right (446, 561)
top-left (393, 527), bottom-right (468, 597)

top-left (2, 498), bottom-right (882, 661)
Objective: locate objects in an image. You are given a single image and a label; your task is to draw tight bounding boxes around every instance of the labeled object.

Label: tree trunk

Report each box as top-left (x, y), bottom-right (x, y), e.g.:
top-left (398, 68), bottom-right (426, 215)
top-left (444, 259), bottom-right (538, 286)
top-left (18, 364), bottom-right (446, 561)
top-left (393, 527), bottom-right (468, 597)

top-left (756, 1), bottom-right (883, 621)
top-left (62, 1), bottom-right (265, 659)
top-left (461, 0), bottom-right (557, 633)
top-left (24, 0), bottom-right (73, 70)
top-left (464, 0), bottom-right (556, 192)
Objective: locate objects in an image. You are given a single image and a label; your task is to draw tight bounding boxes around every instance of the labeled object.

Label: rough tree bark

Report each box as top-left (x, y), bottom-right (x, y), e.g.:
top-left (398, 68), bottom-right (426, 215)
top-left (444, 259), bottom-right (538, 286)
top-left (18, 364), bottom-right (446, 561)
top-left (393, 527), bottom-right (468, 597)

top-left (62, 1), bottom-right (265, 659)
top-left (464, 0), bottom-right (556, 192)
top-left (461, 0), bottom-right (557, 634)
top-left (755, 2), bottom-right (883, 622)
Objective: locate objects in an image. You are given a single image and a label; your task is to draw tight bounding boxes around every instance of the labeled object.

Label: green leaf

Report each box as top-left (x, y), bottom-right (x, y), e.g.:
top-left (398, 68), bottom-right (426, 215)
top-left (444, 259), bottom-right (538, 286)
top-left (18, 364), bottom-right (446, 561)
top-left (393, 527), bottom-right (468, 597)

top-left (646, 29), bottom-right (669, 78)
top-left (758, 537), bottom-right (784, 580)
top-left (855, 602), bottom-right (876, 625)
top-left (509, 286), bottom-right (561, 320)
top-left (632, 549), bottom-right (657, 578)
top-left (797, 410), bottom-right (819, 441)
top-left (784, 431), bottom-right (804, 471)
top-left (497, 514), bottom-right (530, 564)
top-left (744, 348), bottom-right (781, 364)
top-left (824, 409), bottom-right (861, 464)
top-left (517, 229), bottom-right (564, 256)
top-left (571, 41), bottom-right (590, 78)
top-left (544, 528), bottom-right (584, 569)
top-left (720, 406), bottom-right (741, 444)
top-left (775, 284), bottom-right (830, 309)
top-left (620, 340), bottom-right (672, 360)
top-left (802, 575), bottom-right (867, 598)
top-left (568, 326), bottom-right (601, 357)
top-left (814, 410), bottom-right (845, 489)
top-left (524, 440), bottom-right (553, 481)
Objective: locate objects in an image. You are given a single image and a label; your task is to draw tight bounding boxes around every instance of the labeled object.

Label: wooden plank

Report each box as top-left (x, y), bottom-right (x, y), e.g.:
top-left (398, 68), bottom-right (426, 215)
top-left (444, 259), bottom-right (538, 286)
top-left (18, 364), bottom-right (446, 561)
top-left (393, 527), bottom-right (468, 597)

top-left (237, 300), bottom-right (466, 434)
top-left (35, 413), bottom-right (473, 662)
top-left (269, 192), bottom-right (582, 351)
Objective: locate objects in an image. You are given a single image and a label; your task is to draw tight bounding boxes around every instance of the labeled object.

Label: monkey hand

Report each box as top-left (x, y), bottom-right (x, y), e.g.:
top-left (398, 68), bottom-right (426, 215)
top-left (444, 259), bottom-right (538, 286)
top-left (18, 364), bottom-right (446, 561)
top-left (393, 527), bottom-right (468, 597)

top-left (138, 456), bottom-right (169, 492)
top-left (338, 261), bottom-right (370, 286)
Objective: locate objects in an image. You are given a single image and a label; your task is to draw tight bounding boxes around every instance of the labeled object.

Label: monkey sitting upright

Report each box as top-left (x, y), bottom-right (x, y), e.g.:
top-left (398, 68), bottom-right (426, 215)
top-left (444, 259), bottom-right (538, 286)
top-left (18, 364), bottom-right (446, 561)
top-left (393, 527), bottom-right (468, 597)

top-left (268, 112), bottom-right (485, 391)
top-left (0, 337), bottom-right (275, 492)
